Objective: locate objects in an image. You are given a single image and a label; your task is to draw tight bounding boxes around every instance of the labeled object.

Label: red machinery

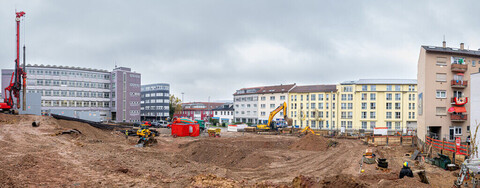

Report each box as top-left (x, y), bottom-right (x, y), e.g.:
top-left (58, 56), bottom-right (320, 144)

top-left (0, 11), bottom-right (27, 112)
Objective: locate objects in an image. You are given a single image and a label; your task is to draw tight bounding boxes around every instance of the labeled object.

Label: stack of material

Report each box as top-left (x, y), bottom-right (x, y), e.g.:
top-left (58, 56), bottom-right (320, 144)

top-left (363, 149), bottom-right (376, 164)
top-left (377, 158), bottom-right (388, 168)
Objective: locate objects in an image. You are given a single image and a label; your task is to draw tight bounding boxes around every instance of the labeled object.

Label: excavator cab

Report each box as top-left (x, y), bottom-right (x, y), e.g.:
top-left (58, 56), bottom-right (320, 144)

top-left (257, 102), bottom-right (289, 131)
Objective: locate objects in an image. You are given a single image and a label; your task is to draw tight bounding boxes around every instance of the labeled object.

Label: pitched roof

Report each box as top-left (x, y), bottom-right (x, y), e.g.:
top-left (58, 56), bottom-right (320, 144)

top-left (341, 79), bottom-right (417, 85)
top-left (422, 46), bottom-right (480, 57)
top-left (290, 85), bottom-right (337, 93)
top-left (234, 84), bottom-right (295, 95)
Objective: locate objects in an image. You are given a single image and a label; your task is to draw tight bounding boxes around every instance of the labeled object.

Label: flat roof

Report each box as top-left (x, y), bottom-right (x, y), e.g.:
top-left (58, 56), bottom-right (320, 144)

top-left (341, 79), bottom-right (417, 85)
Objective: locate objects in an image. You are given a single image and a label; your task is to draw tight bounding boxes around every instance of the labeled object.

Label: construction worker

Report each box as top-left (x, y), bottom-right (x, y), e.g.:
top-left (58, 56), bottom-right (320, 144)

top-left (399, 162), bottom-right (414, 179)
top-left (125, 129), bottom-right (129, 139)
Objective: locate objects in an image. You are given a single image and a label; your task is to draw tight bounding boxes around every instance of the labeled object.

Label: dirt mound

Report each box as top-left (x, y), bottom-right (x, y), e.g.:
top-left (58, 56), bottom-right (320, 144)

top-left (182, 138), bottom-right (292, 169)
top-left (292, 175), bottom-right (318, 187)
top-left (54, 120), bottom-right (112, 140)
top-left (289, 134), bottom-right (329, 151)
top-left (0, 169), bottom-right (15, 188)
top-left (15, 154), bottom-right (38, 169)
top-left (319, 174), bottom-right (368, 188)
top-left (0, 114), bottom-right (19, 125)
top-left (375, 177), bottom-right (430, 188)
top-left (189, 174), bottom-right (240, 188)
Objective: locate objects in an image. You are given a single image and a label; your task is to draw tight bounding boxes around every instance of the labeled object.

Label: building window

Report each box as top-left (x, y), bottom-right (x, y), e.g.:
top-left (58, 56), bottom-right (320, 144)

top-left (362, 85), bottom-right (367, 91)
top-left (270, 96), bottom-right (275, 100)
top-left (311, 103), bottom-right (316, 109)
top-left (436, 90), bottom-right (446, 98)
top-left (436, 57), bottom-right (447, 66)
top-left (387, 122), bottom-right (392, 129)
top-left (318, 103), bottom-right (323, 109)
top-left (370, 93), bottom-right (376, 100)
top-left (370, 102), bottom-right (376, 110)
top-left (370, 85), bottom-right (376, 91)
top-left (386, 103), bottom-right (392, 110)
top-left (361, 93), bottom-right (367, 100)
top-left (347, 94), bottom-right (353, 101)
top-left (395, 112), bottom-right (401, 119)
top-left (261, 97), bottom-right (266, 101)
top-left (341, 94), bottom-right (346, 101)
top-left (395, 93), bottom-right (401, 100)
top-left (341, 103), bottom-right (346, 110)
top-left (347, 103), bottom-right (353, 109)
top-left (343, 86), bottom-right (352, 92)
top-left (436, 107), bottom-right (447, 116)
top-left (362, 122), bottom-right (367, 129)
top-left (386, 112), bottom-right (392, 119)
top-left (361, 102), bottom-right (367, 110)
top-left (436, 73), bottom-right (447, 82)
top-left (347, 121), bottom-right (352, 129)
top-left (455, 127), bottom-right (462, 135)
top-left (361, 112), bottom-right (367, 119)
top-left (386, 93), bottom-right (392, 100)
top-left (310, 94), bottom-right (315, 101)
top-left (387, 85), bottom-right (392, 91)
top-left (395, 85), bottom-right (401, 91)
top-left (270, 104), bottom-right (275, 108)
top-left (370, 112), bottom-right (376, 119)
top-left (473, 60), bottom-right (477, 67)
top-left (319, 94), bottom-right (324, 100)
top-left (370, 122), bottom-right (376, 129)
top-left (395, 103), bottom-right (401, 110)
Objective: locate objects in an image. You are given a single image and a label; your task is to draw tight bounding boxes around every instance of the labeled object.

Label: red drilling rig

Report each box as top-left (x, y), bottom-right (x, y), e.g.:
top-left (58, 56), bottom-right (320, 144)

top-left (0, 11), bottom-right (27, 113)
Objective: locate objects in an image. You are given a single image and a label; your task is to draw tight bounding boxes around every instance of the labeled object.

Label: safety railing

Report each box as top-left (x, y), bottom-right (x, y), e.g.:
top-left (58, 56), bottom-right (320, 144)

top-left (425, 136), bottom-right (469, 156)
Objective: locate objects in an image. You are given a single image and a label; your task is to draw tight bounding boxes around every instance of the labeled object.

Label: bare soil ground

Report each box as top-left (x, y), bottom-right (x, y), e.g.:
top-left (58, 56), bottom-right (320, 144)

top-left (0, 114), bottom-right (457, 187)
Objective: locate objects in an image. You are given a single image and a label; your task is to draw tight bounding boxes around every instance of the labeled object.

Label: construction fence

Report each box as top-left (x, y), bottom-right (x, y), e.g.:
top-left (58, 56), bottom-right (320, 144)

top-left (364, 135), bottom-right (416, 146)
top-left (425, 136), bottom-right (470, 165)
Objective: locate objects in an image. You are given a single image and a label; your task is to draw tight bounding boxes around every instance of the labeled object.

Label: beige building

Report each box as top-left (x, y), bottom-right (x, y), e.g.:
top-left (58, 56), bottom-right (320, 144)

top-left (288, 80), bottom-right (417, 132)
top-left (417, 42), bottom-right (480, 142)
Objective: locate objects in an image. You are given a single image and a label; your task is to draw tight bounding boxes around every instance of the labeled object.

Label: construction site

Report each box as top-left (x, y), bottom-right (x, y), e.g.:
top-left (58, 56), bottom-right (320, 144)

top-left (0, 113), bottom-right (462, 188)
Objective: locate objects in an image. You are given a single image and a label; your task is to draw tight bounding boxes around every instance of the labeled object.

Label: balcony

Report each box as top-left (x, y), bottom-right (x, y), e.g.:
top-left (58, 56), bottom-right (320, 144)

top-left (451, 80), bottom-right (468, 88)
top-left (451, 114), bottom-right (467, 122)
top-left (451, 63), bottom-right (468, 73)
top-left (451, 97), bottom-right (468, 105)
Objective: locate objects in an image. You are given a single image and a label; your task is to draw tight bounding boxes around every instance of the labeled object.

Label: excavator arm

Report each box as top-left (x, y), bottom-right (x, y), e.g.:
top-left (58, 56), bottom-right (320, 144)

top-left (266, 102), bottom-right (287, 128)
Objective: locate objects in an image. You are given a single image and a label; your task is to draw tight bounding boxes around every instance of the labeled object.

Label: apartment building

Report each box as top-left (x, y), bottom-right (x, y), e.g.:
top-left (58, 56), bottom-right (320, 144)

top-left (173, 102), bottom-right (223, 121)
top-left (212, 103), bottom-right (234, 125)
top-left (339, 79), bottom-right (417, 132)
top-left (257, 84), bottom-right (295, 124)
top-left (288, 85), bottom-right (338, 129)
top-left (140, 83), bottom-right (170, 121)
top-left (417, 42), bottom-right (480, 142)
top-left (1, 64), bottom-right (141, 122)
top-left (233, 84), bottom-right (295, 124)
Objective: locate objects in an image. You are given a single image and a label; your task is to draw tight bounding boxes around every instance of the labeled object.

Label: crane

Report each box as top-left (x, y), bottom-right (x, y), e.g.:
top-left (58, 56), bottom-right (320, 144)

top-left (0, 11), bottom-right (27, 113)
top-left (257, 102), bottom-right (288, 131)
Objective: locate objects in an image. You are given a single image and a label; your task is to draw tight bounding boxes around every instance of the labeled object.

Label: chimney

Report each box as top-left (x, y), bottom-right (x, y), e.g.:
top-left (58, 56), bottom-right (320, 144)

top-left (460, 43), bottom-right (465, 50)
top-left (442, 40), bottom-right (446, 48)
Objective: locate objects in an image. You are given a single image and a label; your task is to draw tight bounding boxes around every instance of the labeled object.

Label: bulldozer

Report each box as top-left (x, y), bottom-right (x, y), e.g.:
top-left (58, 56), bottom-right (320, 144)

top-left (257, 102), bottom-right (292, 131)
top-left (135, 121), bottom-right (158, 147)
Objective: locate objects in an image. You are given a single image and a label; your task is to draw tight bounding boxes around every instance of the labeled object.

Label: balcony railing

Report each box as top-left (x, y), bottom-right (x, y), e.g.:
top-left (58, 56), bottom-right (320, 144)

top-left (451, 80), bottom-right (468, 88)
top-left (451, 114), bottom-right (467, 122)
top-left (451, 63), bottom-right (468, 72)
top-left (451, 97), bottom-right (468, 105)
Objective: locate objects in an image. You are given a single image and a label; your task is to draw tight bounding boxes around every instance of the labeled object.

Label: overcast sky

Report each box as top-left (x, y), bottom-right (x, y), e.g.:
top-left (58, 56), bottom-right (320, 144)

top-left (0, 1), bottom-right (478, 102)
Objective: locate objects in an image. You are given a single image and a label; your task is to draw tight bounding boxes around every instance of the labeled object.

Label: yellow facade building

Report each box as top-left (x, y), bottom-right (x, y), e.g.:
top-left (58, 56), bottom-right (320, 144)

top-left (288, 79), bottom-right (417, 133)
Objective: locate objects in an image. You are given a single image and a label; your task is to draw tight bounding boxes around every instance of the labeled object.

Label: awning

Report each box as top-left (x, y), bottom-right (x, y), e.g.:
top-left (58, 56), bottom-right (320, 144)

top-left (211, 117), bottom-right (220, 119)
top-left (448, 106), bottom-right (466, 113)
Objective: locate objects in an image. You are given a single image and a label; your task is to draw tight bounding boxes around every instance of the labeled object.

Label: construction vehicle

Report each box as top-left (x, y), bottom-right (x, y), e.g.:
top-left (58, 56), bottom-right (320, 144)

top-left (135, 121), bottom-right (157, 147)
top-left (0, 11), bottom-right (27, 113)
top-left (300, 126), bottom-right (316, 135)
top-left (454, 159), bottom-right (480, 187)
top-left (257, 102), bottom-right (289, 131)
top-left (207, 128), bottom-right (221, 137)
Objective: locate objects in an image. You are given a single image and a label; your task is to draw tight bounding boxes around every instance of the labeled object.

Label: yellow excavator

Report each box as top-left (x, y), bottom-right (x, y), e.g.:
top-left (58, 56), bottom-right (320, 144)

top-left (257, 102), bottom-right (289, 131)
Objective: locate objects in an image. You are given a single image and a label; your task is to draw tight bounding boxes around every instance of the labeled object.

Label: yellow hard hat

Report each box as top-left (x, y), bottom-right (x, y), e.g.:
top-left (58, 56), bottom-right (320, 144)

top-left (403, 162), bottom-right (408, 167)
top-left (361, 169), bottom-right (365, 173)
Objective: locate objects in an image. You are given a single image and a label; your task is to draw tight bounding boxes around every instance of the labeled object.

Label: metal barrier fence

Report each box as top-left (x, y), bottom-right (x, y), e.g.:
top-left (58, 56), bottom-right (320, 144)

top-left (425, 136), bottom-right (469, 156)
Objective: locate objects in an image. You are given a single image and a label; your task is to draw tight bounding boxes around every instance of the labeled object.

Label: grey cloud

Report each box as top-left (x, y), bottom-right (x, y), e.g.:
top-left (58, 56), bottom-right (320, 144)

top-left (0, 0), bottom-right (479, 102)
